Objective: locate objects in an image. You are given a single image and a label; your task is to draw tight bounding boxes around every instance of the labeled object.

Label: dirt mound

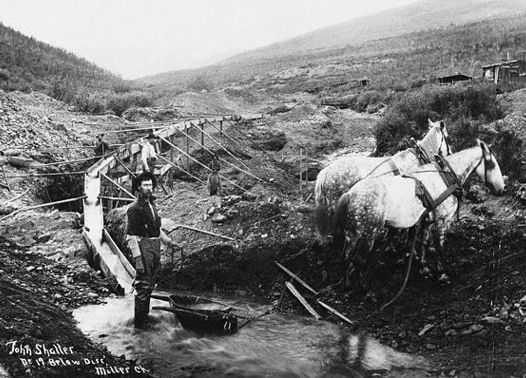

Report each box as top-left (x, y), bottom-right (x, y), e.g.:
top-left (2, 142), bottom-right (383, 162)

top-left (0, 90), bottom-right (79, 156)
top-left (169, 92), bottom-right (236, 116)
top-left (244, 128), bottom-right (287, 151)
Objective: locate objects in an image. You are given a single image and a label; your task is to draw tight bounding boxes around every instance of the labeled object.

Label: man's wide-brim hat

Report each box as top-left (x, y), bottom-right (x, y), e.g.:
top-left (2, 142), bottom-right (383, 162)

top-left (132, 171), bottom-right (157, 193)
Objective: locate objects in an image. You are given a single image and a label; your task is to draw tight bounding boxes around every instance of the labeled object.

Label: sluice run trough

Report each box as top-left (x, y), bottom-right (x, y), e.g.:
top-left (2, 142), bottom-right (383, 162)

top-left (82, 114), bottom-right (263, 294)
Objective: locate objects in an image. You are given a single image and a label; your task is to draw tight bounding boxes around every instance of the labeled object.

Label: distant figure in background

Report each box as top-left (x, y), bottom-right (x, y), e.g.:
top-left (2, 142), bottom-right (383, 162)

top-left (209, 155), bottom-right (220, 173)
top-left (141, 133), bottom-right (158, 174)
top-left (207, 171), bottom-right (221, 196)
top-left (94, 134), bottom-right (109, 157)
top-left (207, 154), bottom-right (222, 196)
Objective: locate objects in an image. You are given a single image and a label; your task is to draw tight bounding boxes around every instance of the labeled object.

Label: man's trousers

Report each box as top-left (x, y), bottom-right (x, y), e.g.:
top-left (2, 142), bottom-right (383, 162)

top-left (133, 237), bottom-right (161, 328)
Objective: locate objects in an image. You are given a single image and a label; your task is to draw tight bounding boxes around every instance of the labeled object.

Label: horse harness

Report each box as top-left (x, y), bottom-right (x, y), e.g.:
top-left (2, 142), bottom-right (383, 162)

top-left (366, 139), bottom-right (436, 179)
top-left (402, 153), bottom-right (463, 226)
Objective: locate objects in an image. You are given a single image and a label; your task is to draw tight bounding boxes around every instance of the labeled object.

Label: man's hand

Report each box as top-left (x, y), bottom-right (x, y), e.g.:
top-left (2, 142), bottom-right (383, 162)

top-left (134, 256), bottom-right (145, 274)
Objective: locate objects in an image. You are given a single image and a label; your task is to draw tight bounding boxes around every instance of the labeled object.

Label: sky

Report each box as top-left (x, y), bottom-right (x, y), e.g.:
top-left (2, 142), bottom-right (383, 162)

top-left (0, 0), bottom-right (418, 79)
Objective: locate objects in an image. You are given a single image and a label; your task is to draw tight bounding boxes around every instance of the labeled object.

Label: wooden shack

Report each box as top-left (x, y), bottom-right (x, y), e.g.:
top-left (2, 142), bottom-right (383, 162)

top-left (436, 73), bottom-right (473, 85)
top-left (482, 60), bottom-right (526, 83)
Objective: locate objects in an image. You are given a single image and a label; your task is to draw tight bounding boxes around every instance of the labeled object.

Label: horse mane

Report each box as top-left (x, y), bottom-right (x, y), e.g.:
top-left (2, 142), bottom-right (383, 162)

top-left (417, 124), bottom-right (441, 153)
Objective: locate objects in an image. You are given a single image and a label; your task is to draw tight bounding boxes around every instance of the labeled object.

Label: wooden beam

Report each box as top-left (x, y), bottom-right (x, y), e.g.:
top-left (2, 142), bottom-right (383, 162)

top-left (163, 224), bottom-right (235, 241)
top-left (186, 126), bottom-right (190, 169)
top-left (275, 262), bottom-right (319, 295)
top-left (190, 121), bottom-right (255, 173)
top-left (100, 172), bottom-right (135, 199)
top-left (184, 125), bottom-right (262, 182)
top-left (157, 136), bottom-right (249, 194)
top-left (155, 153), bottom-right (206, 185)
top-left (0, 195), bottom-right (87, 221)
top-left (113, 155), bottom-right (136, 179)
top-left (205, 118), bottom-right (247, 152)
top-left (317, 300), bottom-right (353, 325)
top-left (285, 281), bottom-right (321, 320)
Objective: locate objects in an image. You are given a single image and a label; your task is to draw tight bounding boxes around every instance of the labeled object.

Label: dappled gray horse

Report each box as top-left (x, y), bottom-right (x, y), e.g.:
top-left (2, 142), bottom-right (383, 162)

top-left (333, 140), bottom-right (504, 289)
top-left (315, 119), bottom-right (451, 243)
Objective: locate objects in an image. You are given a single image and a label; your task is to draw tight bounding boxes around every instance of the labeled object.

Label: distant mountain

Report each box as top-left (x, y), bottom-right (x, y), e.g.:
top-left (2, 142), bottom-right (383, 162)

top-left (223, 0), bottom-right (526, 63)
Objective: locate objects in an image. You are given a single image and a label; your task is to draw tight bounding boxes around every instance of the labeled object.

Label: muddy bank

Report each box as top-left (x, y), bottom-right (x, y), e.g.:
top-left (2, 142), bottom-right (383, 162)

top-left (0, 236), bottom-right (152, 377)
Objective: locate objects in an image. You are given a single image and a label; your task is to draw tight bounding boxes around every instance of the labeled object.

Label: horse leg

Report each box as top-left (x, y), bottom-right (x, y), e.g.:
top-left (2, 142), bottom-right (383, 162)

top-left (435, 218), bottom-right (453, 283)
top-left (342, 236), bottom-right (359, 289)
top-left (347, 235), bottom-right (376, 293)
top-left (419, 223), bottom-right (434, 277)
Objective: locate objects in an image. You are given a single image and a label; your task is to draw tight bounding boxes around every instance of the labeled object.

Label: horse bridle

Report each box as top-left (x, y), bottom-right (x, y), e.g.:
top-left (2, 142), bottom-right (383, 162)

top-left (472, 143), bottom-right (494, 185)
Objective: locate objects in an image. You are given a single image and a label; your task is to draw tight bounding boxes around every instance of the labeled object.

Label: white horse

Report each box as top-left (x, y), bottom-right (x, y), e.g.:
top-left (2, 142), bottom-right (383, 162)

top-left (333, 140), bottom-right (504, 289)
top-left (314, 119), bottom-right (451, 243)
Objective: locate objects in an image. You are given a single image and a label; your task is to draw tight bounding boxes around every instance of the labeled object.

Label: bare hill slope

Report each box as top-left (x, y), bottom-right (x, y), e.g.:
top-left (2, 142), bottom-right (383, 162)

top-left (224, 0), bottom-right (526, 63)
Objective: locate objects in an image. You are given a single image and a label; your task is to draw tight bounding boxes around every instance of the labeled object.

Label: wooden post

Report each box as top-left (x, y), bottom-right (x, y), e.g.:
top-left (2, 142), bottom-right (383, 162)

top-left (108, 182), bottom-right (114, 210)
top-left (185, 124), bottom-right (190, 169)
top-left (168, 135), bottom-right (175, 189)
top-left (305, 149), bottom-right (309, 192)
top-left (300, 147), bottom-right (303, 200)
top-left (200, 122), bottom-right (204, 147)
top-left (219, 120), bottom-right (223, 137)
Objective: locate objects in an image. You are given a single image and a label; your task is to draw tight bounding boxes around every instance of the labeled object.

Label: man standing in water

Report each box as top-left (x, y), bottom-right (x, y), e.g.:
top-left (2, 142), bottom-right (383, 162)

top-left (126, 172), bottom-right (179, 329)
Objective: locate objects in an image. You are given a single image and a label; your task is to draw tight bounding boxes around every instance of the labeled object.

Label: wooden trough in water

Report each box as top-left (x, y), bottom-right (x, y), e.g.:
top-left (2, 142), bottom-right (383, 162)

top-left (151, 293), bottom-right (239, 335)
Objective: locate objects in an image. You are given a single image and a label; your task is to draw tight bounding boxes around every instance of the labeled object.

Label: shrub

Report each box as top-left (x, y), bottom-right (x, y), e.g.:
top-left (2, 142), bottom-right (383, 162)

top-left (491, 128), bottom-right (526, 182)
top-left (112, 81), bottom-right (134, 93)
top-left (74, 91), bottom-right (106, 114)
top-left (187, 75), bottom-right (214, 92)
top-left (0, 68), bottom-right (9, 81)
top-left (374, 83), bottom-right (503, 155)
top-left (106, 90), bottom-right (153, 116)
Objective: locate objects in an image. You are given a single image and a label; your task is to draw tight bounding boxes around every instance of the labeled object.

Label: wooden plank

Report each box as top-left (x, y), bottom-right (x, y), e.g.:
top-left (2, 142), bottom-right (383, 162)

top-left (103, 228), bottom-right (136, 280)
top-left (275, 262), bottom-right (319, 295)
top-left (285, 281), bottom-right (321, 320)
top-left (317, 300), bottom-right (353, 325)
top-left (162, 224), bottom-right (235, 241)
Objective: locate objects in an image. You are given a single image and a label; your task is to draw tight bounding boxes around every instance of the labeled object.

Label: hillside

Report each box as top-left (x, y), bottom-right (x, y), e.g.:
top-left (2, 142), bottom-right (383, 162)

top-left (139, 15), bottom-right (526, 100)
top-left (0, 23), bottom-right (153, 115)
top-left (225, 0), bottom-right (526, 62)
top-left (0, 23), bottom-right (123, 93)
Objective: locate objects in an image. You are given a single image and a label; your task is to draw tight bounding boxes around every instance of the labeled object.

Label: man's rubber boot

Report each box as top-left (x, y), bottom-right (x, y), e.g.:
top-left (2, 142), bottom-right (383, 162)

top-left (134, 296), bottom-right (149, 329)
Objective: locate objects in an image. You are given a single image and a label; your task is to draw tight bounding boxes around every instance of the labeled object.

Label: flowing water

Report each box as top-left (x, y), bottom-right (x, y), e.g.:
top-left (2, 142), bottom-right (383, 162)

top-left (74, 293), bottom-right (430, 377)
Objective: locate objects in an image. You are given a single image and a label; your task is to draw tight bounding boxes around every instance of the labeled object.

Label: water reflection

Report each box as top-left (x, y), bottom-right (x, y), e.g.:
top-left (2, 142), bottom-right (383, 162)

top-left (73, 294), bottom-right (430, 377)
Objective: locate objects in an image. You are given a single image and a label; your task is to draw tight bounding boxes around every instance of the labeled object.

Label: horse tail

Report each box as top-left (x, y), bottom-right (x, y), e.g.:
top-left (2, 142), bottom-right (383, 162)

top-left (314, 172), bottom-right (332, 244)
top-left (333, 191), bottom-right (355, 247)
